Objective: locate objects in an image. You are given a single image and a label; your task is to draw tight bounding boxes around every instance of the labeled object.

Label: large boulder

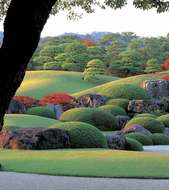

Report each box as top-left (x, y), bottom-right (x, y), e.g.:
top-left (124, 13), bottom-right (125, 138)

top-left (128, 99), bottom-right (168, 113)
top-left (0, 128), bottom-right (70, 149)
top-left (122, 124), bottom-right (152, 137)
top-left (142, 79), bottom-right (169, 99)
top-left (115, 115), bottom-right (130, 130)
top-left (105, 131), bottom-right (127, 150)
top-left (77, 94), bottom-right (107, 108)
top-left (7, 99), bottom-right (26, 114)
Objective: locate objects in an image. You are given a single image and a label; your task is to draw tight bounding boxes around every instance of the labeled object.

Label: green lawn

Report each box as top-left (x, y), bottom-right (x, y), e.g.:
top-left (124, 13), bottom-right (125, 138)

top-left (73, 71), bottom-right (169, 97)
top-left (1, 149), bottom-right (169, 178)
top-left (4, 114), bottom-right (60, 129)
top-left (16, 71), bottom-right (118, 99)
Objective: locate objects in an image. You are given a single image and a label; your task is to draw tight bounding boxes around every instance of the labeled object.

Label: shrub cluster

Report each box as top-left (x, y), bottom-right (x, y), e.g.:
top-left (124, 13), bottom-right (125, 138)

top-left (106, 98), bottom-right (129, 110)
top-left (98, 105), bottom-right (127, 116)
top-left (14, 96), bottom-right (38, 109)
top-left (26, 106), bottom-right (56, 119)
top-left (125, 117), bottom-right (165, 133)
top-left (157, 114), bottom-right (169, 128)
top-left (125, 137), bottom-right (143, 151)
top-left (60, 108), bottom-right (117, 131)
top-left (152, 133), bottom-right (169, 145)
top-left (50, 121), bottom-right (108, 148)
top-left (134, 113), bottom-right (157, 119)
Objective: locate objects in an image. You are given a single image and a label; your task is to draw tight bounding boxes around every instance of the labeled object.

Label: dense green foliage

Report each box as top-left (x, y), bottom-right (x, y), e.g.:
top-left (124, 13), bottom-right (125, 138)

top-left (157, 114), bottom-right (169, 128)
top-left (26, 106), bottom-right (56, 119)
top-left (60, 108), bottom-right (117, 131)
top-left (50, 121), bottom-right (108, 148)
top-left (125, 132), bottom-right (153, 145)
top-left (152, 133), bottom-right (169, 145)
top-left (106, 98), bottom-right (129, 109)
top-left (83, 59), bottom-right (106, 81)
top-left (125, 117), bottom-right (165, 133)
top-left (125, 137), bottom-right (143, 151)
top-left (4, 114), bottom-right (59, 129)
top-left (98, 105), bottom-right (127, 116)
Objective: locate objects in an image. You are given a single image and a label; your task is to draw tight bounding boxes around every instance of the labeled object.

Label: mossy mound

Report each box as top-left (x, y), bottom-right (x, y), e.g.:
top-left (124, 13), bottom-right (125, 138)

top-left (99, 84), bottom-right (149, 100)
top-left (50, 121), bottom-right (108, 148)
top-left (125, 137), bottom-right (143, 151)
top-left (125, 117), bottom-right (165, 133)
top-left (134, 113), bottom-right (157, 119)
top-left (98, 105), bottom-right (127, 116)
top-left (60, 108), bottom-right (117, 131)
top-left (125, 132), bottom-right (153, 145)
top-left (152, 133), bottom-right (169, 145)
top-left (157, 114), bottom-right (169, 128)
top-left (26, 106), bottom-right (56, 119)
top-left (106, 98), bottom-right (129, 109)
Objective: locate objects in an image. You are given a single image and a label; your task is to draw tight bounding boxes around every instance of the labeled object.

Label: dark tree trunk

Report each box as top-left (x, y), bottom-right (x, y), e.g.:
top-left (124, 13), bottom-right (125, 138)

top-left (0, 0), bottom-right (57, 130)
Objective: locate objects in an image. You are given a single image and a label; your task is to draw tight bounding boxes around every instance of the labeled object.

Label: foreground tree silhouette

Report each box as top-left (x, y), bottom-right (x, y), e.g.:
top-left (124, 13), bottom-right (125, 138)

top-left (0, 0), bottom-right (168, 130)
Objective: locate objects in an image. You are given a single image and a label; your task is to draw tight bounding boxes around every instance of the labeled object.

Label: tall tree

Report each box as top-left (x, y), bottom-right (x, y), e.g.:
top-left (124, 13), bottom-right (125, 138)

top-left (0, 0), bottom-right (168, 130)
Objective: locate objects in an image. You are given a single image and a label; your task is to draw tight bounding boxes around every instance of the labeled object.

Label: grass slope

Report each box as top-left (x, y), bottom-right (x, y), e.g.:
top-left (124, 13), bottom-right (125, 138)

top-left (16, 71), bottom-right (117, 99)
top-left (1, 149), bottom-right (169, 178)
top-left (4, 114), bottom-right (59, 129)
top-left (73, 71), bottom-right (168, 97)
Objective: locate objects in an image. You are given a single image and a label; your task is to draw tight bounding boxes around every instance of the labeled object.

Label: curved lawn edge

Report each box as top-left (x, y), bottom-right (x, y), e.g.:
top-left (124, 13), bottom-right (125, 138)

top-left (1, 149), bottom-right (169, 179)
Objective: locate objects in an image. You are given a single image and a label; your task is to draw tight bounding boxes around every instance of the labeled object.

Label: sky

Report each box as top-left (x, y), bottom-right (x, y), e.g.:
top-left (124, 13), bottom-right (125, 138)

top-left (0, 2), bottom-right (169, 38)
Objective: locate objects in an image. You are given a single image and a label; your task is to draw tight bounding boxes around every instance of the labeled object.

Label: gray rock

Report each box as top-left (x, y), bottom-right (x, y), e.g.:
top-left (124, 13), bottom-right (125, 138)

top-left (142, 79), bottom-right (169, 99)
top-left (105, 131), bottom-right (127, 150)
top-left (163, 128), bottom-right (169, 136)
top-left (77, 94), bottom-right (107, 108)
top-left (7, 99), bottom-right (26, 114)
top-left (128, 99), bottom-right (168, 113)
top-left (115, 116), bottom-right (130, 130)
top-left (47, 104), bottom-right (63, 119)
top-left (0, 128), bottom-right (70, 149)
top-left (122, 124), bottom-right (152, 137)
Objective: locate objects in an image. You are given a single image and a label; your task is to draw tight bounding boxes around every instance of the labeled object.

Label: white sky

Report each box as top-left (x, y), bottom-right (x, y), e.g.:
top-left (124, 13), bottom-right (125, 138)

top-left (0, 2), bottom-right (169, 38)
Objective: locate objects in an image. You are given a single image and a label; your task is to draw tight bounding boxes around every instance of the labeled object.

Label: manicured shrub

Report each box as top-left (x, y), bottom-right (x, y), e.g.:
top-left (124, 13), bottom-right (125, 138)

top-left (126, 137), bottom-right (143, 151)
top-left (125, 132), bottom-right (153, 145)
top-left (157, 114), bottom-right (169, 128)
top-left (99, 84), bottom-right (149, 100)
top-left (98, 105), bottom-right (127, 116)
top-left (152, 133), bottom-right (169, 145)
top-left (134, 113), bottom-right (157, 119)
top-left (39, 93), bottom-right (75, 106)
top-left (106, 98), bottom-right (129, 110)
top-left (125, 117), bottom-right (165, 133)
top-left (60, 108), bottom-right (117, 131)
top-left (26, 106), bottom-right (56, 119)
top-left (50, 121), bottom-right (108, 148)
top-left (14, 96), bottom-right (38, 108)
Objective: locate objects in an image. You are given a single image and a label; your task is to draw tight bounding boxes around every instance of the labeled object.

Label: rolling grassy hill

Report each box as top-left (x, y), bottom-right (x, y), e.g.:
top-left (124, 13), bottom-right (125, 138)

top-left (73, 71), bottom-right (169, 98)
top-left (16, 71), bottom-right (118, 99)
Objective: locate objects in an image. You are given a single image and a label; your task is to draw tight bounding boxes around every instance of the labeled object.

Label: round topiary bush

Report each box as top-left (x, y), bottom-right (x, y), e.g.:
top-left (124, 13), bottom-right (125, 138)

top-left (134, 113), bottom-right (157, 119)
top-left (157, 114), bottom-right (169, 128)
top-left (125, 137), bottom-right (143, 151)
top-left (60, 108), bottom-right (117, 131)
top-left (152, 133), bottom-right (169, 145)
top-left (50, 121), bottom-right (108, 148)
top-left (125, 132), bottom-right (153, 145)
top-left (125, 117), bottom-right (165, 133)
top-left (26, 106), bottom-right (56, 119)
top-left (98, 84), bottom-right (149, 100)
top-left (98, 105), bottom-right (127, 116)
top-left (106, 98), bottom-right (129, 110)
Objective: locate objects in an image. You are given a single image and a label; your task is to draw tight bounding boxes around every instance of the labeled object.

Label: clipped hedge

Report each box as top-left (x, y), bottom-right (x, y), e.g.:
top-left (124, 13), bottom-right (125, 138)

top-left (125, 132), bottom-right (153, 145)
top-left (50, 121), bottom-right (108, 148)
top-left (157, 114), bottom-right (169, 128)
top-left (134, 113), bottom-right (157, 119)
top-left (152, 133), bottom-right (169, 145)
top-left (106, 98), bottom-right (129, 110)
top-left (60, 108), bottom-right (117, 131)
top-left (26, 106), bottom-right (56, 119)
top-left (125, 117), bottom-right (165, 133)
top-left (98, 105), bottom-right (127, 116)
top-left (99, 84), bottom-right (149, 100)
top-left (125, 137), bottom-right (143, 151)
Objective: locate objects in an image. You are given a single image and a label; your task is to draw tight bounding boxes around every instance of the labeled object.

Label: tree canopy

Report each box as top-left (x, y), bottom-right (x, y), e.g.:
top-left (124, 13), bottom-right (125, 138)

top-left (0, 0), bottom-right (169, 21)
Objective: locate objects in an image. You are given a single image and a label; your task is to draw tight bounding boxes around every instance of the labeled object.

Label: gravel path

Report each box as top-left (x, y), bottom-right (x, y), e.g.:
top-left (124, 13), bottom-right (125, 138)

top-left (0, 172), bottom-right (169, 190)
top-left (144, 145), bottom-right (169, 153)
